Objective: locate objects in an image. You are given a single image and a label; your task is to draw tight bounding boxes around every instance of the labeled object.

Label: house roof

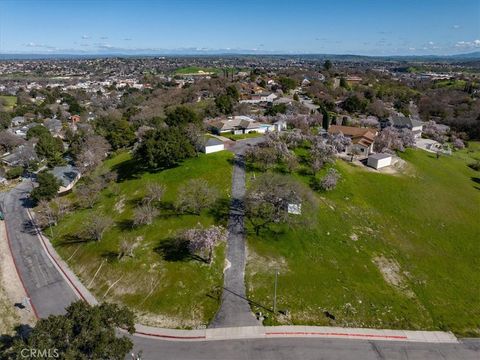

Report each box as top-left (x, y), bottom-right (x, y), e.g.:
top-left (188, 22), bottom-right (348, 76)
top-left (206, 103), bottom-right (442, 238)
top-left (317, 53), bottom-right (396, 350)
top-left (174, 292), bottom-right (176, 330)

top-left (205, 138), bottom-right (224, 147)
top-left (50, 165), bottom-right (80, 187)
top-left (328, 125), bottom-right (377, 139)
top-left (209, 116), bottom-right (255, 131)
top-left (369, 153), bottom-right (392, 160)
top-left (391, 116), bottom-right (423, 128)
top-left (328, 125), bottom-right (377, 147)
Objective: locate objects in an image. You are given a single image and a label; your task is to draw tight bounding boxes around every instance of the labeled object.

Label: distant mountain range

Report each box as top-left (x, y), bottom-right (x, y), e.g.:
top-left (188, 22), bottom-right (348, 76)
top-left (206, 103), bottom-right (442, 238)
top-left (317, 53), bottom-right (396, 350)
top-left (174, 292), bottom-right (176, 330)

top-left (0, 51), bottom-right (479, 61)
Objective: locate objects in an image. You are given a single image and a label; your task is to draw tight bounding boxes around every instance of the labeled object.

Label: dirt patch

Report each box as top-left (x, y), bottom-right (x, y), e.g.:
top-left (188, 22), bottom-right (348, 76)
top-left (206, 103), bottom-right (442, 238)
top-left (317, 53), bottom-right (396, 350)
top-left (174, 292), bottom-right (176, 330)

top-left (136, 310), bottom-right (206, 329)
top-left (247, 247), bottom-right (288, 278)
top-left (114, 195), bottom-right (126, 213)
top-left (373, 255), bottom-right (415, 298)
top-left (0, 222), bottom-right (36, 333)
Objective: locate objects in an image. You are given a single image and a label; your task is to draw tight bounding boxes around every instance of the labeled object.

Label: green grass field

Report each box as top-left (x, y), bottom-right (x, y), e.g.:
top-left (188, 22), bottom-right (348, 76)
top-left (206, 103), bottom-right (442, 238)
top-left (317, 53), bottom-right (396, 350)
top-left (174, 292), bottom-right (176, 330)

top-left (0, 95), bottom-right (17, 111)
top-left (433, 79), bottom-right (467, 90)
top-left (51, 151), bottom-right (233, 328)
top-left (174, 66), bottom-right (221, 75)
top-left (246, 144), bottom-right (480, 336)
top-left (223, 132), bottom-right (263, 141)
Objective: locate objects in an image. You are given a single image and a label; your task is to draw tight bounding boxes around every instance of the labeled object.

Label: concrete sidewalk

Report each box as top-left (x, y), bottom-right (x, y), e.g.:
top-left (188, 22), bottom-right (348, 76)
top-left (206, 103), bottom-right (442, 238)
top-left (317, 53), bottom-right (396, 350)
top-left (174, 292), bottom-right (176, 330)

top-left (133, 325), bottom-right (458, 343)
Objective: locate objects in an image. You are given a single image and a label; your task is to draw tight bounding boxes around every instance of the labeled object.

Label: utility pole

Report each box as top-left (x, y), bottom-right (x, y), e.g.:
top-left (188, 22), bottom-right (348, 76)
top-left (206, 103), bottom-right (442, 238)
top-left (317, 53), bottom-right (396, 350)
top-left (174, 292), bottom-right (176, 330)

top-left (273, 269), bottom-right (278, 314)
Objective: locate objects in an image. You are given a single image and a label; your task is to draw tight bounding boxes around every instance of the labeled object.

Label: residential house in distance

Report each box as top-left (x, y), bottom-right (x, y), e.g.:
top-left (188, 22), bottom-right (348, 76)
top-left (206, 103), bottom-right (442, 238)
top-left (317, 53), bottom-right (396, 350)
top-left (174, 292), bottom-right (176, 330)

top-left (1, 142), bottom-right (37, 167)
top-left (328, 125), bottom-right (377, 156)
top-left (9, 123), bottom-right (37, 138)
top-left (346, 75), bottom-right (363, 85)
top-left (50, 165), bottom-right (81, 194)
top-left (44, 118), bottom-right (63, 138)
top-left (388, 116), bottom-right (424, 138)
top-left (239, 93), bottom-right (277, 104)
top-left (11, 116), bottom-right (26, 127)
top-left (208, 115), bottom-right (275, 135)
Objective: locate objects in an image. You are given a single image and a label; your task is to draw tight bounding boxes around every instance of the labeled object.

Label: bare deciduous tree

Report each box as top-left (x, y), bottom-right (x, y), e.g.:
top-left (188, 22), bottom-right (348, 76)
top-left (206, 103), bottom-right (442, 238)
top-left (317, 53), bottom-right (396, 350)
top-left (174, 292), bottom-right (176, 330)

top-left (310, 138), bottom-right (336, 174)
top-left (183, 224), bottom-right (227, 264)
top-left (175, 179), bottom-right (219, 215)
top-left (133, 204), bottom-right (159, 226)
top-left (84, 214), bottom-right (113, 241)
top-left (76, 178), bottom-right (104, 208)
top-left (35, 200), bottom-right (59, 228)
top-left (320, 168), bottom-right (341, 191)
top-left (118, 236), bottom-right (136, 259)
top-left (245, 173), bottom-right (314, 235)
top-left (143, 182), bottom-right (166, 206)
top-left (0, 130), bottom-right (24, 152)
top-left (75, 135), bottom-right (111, 172)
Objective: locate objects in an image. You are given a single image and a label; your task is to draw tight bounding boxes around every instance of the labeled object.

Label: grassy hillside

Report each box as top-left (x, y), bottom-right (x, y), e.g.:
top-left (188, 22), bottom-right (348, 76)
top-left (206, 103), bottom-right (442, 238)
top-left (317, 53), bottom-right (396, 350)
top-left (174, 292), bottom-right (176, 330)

top-left (51, 151), bottom-right (233, 328)
top-left (246, 144), bottom-right (480, 336)
top-left (0, 95), bottom-right (17, 111)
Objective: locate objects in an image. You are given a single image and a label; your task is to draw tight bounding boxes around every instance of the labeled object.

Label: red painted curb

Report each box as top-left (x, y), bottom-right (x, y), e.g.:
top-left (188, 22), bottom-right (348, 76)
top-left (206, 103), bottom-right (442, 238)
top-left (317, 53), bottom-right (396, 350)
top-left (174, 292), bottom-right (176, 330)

top-left (3, 219), bottom-right (40, 319)
top-left (135, 331), bottom-right (206, 340)
top-left (265, 332), bottom-right (408, 340)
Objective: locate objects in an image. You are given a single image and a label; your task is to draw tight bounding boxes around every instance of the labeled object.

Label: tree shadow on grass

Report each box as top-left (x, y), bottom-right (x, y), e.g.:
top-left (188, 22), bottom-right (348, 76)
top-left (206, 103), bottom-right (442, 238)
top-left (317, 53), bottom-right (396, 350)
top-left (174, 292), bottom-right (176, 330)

top-left (154, 237), bottom-right (205, 263)
top-left (116, 219), bottom-right (135, 231)
top-left (154, 237), bottom-right (191, 262)
top-left (57, 234), bottom-right (91, 246)
top-left (208, 198), bottom-right (231, 225)
top-left (101, 250), bottom-right (119, 263)
top-left (471, 177), bottom-right (480, 185)
top-left (111, 158), bottom-right (146, 182)
top-left (112, 158), bottom-right (182, 182)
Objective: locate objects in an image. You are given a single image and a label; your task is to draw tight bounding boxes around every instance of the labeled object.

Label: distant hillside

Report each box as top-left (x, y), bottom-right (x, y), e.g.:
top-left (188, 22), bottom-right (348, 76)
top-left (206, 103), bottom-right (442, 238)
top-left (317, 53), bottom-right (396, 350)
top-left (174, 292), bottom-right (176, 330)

top-left (0, 51), bottom-right (479, 62)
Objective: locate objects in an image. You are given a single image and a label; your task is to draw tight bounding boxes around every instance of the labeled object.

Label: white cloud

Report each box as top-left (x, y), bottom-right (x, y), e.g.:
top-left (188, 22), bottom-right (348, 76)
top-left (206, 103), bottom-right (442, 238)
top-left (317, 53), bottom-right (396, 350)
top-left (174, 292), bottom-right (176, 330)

top-left (81, 35), bottom-right (90, 39)
top-left (452, 25), bottom-right (461, 29)
top-left (23, 42), bottom-right (57, 50)
top-left (428, 41), bottom-right (434, 45)
top-left (455, 39), bottom-right (480, 48)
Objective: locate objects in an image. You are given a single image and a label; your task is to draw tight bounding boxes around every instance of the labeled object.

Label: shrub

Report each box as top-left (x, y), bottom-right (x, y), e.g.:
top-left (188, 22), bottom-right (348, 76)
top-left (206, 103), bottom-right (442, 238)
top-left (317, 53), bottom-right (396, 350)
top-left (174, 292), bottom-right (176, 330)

top-left (5, 166), bottom-right (23, 179)
top-left (319, 168), bottom-right (341, 191)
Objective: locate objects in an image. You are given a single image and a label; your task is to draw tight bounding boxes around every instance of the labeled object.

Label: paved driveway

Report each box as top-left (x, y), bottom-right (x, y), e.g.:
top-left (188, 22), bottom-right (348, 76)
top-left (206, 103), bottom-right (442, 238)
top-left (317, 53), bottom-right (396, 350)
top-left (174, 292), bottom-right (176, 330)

top-left (415, 138), bottom-right (441, 153)
top-left (209, 154), bottom-right (260, 328)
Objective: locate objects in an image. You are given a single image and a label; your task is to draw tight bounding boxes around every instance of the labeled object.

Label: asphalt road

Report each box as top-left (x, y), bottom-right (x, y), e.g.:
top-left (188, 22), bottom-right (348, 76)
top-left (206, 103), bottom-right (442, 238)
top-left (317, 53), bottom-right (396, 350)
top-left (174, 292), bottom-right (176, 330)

top-left (130, 336), bottom-right (480, 360)
top-left (0, 180), bottom-right (77, 318)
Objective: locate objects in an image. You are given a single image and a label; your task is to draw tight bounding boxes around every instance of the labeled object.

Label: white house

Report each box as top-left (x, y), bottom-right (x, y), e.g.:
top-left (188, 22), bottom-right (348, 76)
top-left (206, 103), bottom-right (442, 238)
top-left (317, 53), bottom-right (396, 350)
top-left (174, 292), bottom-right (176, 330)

top-left (390, 116), bottom-right (424, 138)
top-left (239, 93), bottom-right (277, 104)
top-left (273, 119), bottom-right (288, 132)
top-left (367, 153), bottom-right (392, 169)
top-left (209, 116), bottom-right (276, 135)
top-left (203, 138), bottom-right (225, 154)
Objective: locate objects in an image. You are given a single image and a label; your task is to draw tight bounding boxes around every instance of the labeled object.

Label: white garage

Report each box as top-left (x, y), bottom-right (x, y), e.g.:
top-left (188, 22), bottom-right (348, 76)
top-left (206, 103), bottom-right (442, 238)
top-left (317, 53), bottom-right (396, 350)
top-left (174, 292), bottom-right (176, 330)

top-left (367, 153), bottom-right (392, 169)
top-left (203, 138), bottom-right (225, 154)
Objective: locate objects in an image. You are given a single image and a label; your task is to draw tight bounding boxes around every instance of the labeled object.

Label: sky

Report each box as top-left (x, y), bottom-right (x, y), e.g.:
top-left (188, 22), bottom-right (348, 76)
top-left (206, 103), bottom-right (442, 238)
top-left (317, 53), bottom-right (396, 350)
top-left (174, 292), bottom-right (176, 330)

top-left (0, 0), bottom-right (479, 56)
